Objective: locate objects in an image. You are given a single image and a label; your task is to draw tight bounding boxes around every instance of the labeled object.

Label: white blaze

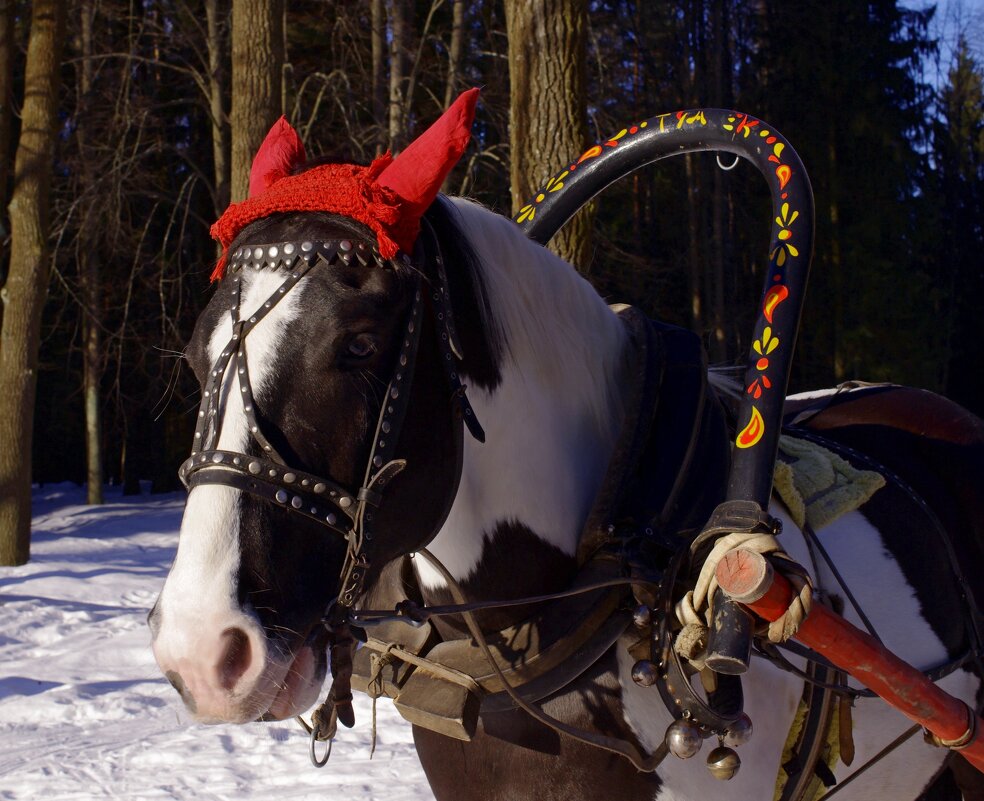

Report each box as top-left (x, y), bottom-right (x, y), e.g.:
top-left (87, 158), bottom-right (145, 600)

top-left (156, 269), bottom-right (306, 643)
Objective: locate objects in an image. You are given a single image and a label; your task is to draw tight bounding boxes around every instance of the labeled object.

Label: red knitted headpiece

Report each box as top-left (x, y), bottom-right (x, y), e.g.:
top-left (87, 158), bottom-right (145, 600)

top-left (209, 88), bottom-right (479, 281)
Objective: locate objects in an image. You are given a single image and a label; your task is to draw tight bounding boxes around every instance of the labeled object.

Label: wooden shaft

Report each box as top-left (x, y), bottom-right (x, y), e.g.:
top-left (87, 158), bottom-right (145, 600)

top-left (716, 548), bottom-right (984, 773)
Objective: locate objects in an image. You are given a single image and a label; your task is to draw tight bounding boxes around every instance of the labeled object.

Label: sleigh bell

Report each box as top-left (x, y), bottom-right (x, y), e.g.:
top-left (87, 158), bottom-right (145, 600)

top-left (664, 717), bottom-right (703, 759)
top-left (723, 712), bottom-right (753, 747)
top-left (630, 659), bottom-right (659, 687)
top-left (705, 745), bottom-right (741, 780)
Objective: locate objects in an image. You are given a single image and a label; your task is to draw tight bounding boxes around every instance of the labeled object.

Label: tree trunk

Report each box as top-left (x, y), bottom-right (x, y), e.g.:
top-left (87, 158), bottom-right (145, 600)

top-left (441, 0), bottom-right (466, 192)
top-left (206, 0), bottom-right (230, 216)
top-left (828, 131), bottom-right (845, 381)
top-left (387, 0), bottom-right (409, 153)
top-left (230, 0), bottom-right (284, 203)
top-left (0, 0), bottom-right (14, 227)
top-left (79, 0), bottom-right (103, 505)
top-left (0, 0), bottom-right (16, 334)
top-left (444, 0), bottom-right (465, 110)
top-left (0, 0), bottom-right (65, 565)
top-left (505, 0), bottom-right (593, 270)
top-left (708, 0), bottom-right (729, 363)
top-left (371, 0), bottom-right (386, 154)
top-left (681, 0), bottom-right (703, 332)
top-left (685, 154), bottom-right (703, 331)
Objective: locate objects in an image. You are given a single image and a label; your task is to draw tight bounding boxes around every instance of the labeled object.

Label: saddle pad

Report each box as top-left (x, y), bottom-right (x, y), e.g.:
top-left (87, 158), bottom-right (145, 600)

top-left (773, 434), bottom-right (886, 531)
top-left (773, 694), bottom-right (844, 801)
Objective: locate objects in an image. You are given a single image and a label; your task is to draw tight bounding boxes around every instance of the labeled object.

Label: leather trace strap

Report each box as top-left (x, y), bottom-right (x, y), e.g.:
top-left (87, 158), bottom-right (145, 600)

top-left (689, 499), bottom-right (782, 561)
top-left (412, 548), bottom-right (670, 773)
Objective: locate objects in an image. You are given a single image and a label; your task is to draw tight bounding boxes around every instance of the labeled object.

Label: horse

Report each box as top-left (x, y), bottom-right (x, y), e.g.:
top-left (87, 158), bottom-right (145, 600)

top-left (149, 93), bottom-right (984, 801)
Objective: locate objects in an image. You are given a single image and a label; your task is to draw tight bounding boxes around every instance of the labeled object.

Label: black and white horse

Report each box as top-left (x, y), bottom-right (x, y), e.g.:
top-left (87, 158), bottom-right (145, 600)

top-left (149, 104), bottom-right (983, 800)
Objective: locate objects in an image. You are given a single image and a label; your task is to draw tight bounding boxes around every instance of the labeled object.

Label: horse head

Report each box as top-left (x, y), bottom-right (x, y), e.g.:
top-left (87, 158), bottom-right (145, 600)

top-left (149, 91), bottom-right (498, 724)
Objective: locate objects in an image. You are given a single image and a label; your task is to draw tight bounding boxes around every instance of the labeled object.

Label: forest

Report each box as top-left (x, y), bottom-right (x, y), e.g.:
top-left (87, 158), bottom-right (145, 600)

top-left (0, 0), bottom-right (981, 564)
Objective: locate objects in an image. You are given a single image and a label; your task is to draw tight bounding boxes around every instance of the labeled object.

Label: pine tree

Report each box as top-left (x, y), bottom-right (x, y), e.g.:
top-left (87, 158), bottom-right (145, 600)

top-left (935, 39), bottom-right (984, 413)
top-left (752, 0), bottom-right (937, 390)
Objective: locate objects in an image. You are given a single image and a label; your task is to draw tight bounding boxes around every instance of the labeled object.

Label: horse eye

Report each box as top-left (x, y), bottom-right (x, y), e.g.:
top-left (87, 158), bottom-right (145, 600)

top-left (347, 335), bottom-right (376, 359)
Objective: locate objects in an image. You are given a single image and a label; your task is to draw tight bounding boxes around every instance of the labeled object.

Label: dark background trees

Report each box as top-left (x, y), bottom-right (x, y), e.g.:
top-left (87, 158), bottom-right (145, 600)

top-left (506, 0), bottom-right (595, 268)
top-left (0, 0), bottom-right (981, 562)
top-left (0, 0), bottom-right (65, 562)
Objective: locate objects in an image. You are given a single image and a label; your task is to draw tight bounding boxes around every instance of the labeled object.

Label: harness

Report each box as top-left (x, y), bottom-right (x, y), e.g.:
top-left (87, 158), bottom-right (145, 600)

top-left (179, 225), bottom-right (983, 793)
top-left (182, 100), bottom-right (984, 790)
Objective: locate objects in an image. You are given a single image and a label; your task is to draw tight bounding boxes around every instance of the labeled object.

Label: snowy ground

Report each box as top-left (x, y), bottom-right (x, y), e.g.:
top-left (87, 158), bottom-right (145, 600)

top-left (0, 484), bottom-right (434, 801)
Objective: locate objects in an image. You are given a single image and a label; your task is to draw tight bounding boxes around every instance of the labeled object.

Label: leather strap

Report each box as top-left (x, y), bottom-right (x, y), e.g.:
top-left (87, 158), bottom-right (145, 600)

top-left (414, 549), bottom-right (670, 773)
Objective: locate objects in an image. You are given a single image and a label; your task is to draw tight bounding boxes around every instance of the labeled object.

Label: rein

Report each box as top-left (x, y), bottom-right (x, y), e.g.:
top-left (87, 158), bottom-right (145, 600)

top-left (350, 575), bottom-right (656, 628)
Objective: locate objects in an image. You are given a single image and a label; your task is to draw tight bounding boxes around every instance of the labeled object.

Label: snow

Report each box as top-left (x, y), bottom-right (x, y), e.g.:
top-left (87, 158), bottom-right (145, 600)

top-left (0, 484), bottom-right (435, 801)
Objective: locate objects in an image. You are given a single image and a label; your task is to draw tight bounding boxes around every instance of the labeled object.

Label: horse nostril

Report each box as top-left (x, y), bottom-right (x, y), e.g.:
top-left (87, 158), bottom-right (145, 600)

top-left (218, 627), bottom-right (253, 690)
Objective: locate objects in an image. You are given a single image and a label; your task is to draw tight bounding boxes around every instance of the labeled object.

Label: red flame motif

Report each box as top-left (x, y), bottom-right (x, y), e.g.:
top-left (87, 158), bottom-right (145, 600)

top-left (776, 164), bottom-right (791, 190)
top-left (763, 285), bottom-right (790, 323)
top-left (736, 407), bottom-right (765, 449)
top-left (577, 145), bottom-right (603, 164)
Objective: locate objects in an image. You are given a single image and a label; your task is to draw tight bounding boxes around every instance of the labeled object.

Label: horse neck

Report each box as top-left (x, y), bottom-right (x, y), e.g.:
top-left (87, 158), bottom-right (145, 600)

top-left (414, 200), bottom-right (631, 599)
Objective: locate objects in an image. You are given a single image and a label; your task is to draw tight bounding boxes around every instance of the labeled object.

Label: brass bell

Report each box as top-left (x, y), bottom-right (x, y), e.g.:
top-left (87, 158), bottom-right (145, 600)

top-left (706, 745), bottom-right (741, 780)
top-left (664, 718), bottom-right (703, 759)
top-left (630, 659), bottom-right (659, 687)
top-left (723, 712), bottom-right (753, 747)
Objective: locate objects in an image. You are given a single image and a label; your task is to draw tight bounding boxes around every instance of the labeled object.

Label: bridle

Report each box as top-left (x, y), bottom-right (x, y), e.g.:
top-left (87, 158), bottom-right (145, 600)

top-left (179, 219), bottom-right (485, 622)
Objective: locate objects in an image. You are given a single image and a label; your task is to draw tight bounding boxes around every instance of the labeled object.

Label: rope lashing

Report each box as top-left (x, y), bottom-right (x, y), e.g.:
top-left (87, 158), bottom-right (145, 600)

top-left (675, 529), bottom-right (813, 650)
top-left (366, 647), bottom-right (397, 758)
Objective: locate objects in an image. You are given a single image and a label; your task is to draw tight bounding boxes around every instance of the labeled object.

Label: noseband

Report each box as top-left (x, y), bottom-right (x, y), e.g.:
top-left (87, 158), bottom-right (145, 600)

top-left (179, 221), bottom-right (484, 614)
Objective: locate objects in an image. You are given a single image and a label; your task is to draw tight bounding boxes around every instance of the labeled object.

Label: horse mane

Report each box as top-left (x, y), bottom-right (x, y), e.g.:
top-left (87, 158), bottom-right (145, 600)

top-left (440, 197), bottom-right (630, 441)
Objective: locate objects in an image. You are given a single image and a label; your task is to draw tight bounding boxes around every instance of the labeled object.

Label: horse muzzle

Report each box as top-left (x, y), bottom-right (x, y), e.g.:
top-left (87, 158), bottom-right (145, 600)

top-left (151, 607), bottom-right (328, 724)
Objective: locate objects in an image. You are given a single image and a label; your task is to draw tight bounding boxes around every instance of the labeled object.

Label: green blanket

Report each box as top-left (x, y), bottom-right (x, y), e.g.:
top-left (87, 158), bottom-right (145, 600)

top-left (773, 434), bottom-right (885, 531)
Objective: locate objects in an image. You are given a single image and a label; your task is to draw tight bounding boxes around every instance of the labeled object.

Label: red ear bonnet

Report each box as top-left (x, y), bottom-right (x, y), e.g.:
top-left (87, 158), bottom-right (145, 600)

top-left (249, 116), bottom-right (307, 198)
top-left (210, 89), bottom-right (479, 281)
top-left (376, 87), bottom-right (479, 218)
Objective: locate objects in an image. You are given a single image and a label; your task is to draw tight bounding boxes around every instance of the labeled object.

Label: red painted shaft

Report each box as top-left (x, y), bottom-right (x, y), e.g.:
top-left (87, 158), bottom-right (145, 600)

top-left (716, 548), bottom-right (984, 773)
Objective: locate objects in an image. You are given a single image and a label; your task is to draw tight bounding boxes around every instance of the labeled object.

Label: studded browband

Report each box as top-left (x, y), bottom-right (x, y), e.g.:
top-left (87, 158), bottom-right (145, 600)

top-left (179, 222), bottom-right (485, 612)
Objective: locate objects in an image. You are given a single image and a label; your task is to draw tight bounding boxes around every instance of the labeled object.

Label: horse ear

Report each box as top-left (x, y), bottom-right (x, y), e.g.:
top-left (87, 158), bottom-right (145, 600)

top-left (249, 116), bottom-right (306, 198)
top-left (376, 88), bottom-right (479, 217)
